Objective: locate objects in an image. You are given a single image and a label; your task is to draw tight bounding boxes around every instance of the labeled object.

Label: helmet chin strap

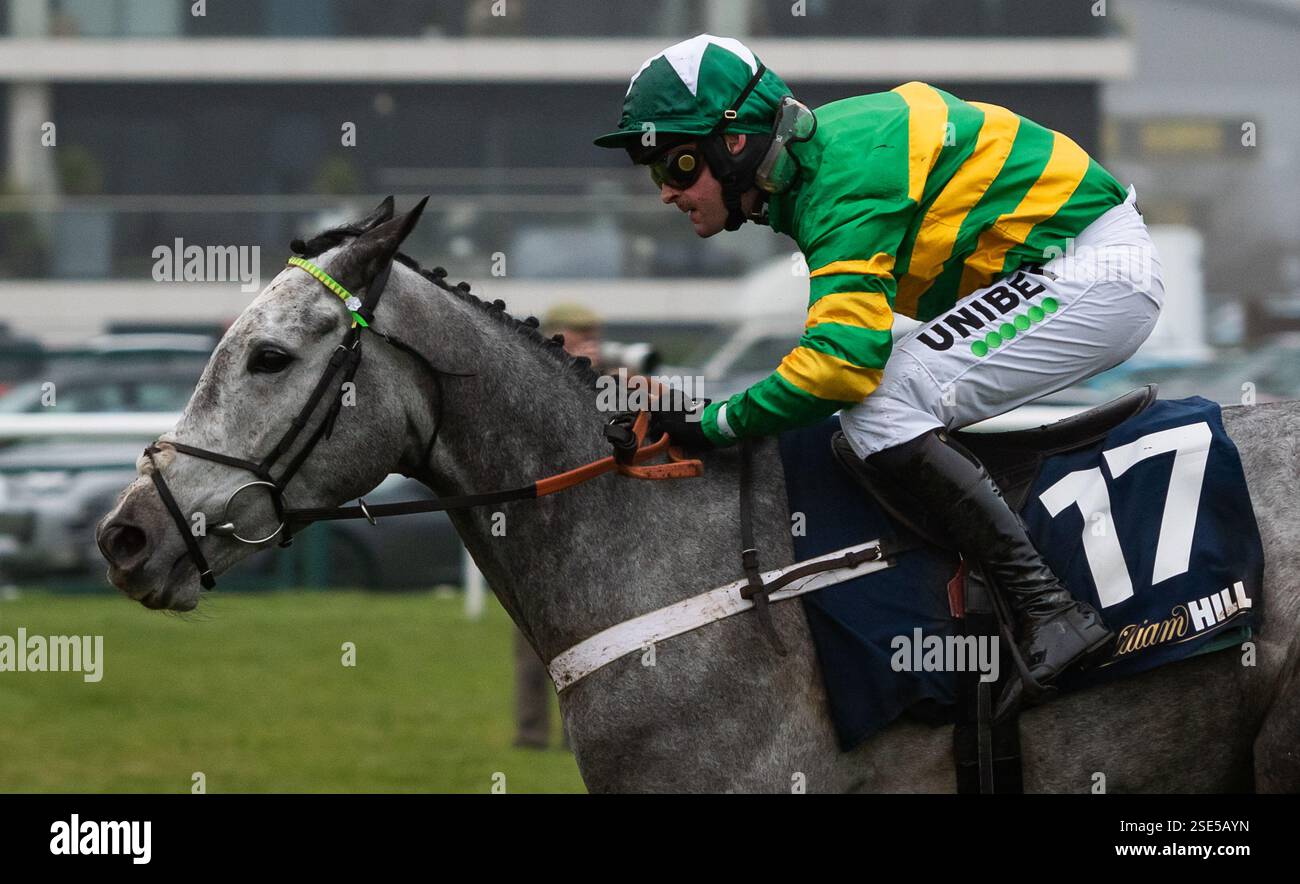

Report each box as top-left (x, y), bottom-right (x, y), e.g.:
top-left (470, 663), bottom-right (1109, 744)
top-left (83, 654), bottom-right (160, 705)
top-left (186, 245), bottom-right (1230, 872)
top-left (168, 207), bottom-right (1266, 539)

top-left (719, 167), bottom-right (754, 232)
top-left (699, 62), bottom-right (771, 232)
top-left (699, 134), bottom-right (766, 231)
top-left (722, 188), bottom-right (747, 232)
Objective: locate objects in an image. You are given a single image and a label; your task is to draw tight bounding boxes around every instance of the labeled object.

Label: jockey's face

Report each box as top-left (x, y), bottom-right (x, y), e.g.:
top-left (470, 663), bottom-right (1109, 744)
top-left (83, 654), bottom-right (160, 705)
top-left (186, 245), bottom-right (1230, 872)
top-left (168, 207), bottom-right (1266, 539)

top-left (656, 134), bottom-right (749, 238)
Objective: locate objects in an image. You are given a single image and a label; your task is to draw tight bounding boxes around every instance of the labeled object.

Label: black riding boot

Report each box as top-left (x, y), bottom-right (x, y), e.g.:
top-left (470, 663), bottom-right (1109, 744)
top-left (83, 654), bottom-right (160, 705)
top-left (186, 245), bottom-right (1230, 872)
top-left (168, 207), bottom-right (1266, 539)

top-left (837, 428), bottom-right (1113, 717)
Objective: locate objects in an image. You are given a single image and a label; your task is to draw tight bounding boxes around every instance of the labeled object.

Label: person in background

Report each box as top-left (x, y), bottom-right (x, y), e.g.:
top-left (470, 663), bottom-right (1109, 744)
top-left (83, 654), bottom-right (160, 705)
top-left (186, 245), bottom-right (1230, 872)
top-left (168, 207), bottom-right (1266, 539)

top-left (512, 302), bottom-right (603, 748)
top-left (542, 303), bottom-right (603, 366)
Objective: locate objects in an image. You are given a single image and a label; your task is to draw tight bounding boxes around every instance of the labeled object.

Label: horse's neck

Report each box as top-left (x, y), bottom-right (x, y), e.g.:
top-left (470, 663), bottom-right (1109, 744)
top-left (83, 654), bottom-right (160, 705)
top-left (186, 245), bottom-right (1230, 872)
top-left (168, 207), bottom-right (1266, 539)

top-left (395, 276), bottom-right (773, 666)
top-left (404, 287), bottom-right (627, 656)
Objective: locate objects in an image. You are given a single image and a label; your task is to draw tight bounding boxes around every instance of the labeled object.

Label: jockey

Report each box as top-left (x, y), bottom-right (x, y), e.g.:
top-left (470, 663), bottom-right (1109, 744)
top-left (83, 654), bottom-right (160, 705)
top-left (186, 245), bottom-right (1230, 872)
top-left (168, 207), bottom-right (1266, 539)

top-left (594, 34), bottom-right (1166, 713)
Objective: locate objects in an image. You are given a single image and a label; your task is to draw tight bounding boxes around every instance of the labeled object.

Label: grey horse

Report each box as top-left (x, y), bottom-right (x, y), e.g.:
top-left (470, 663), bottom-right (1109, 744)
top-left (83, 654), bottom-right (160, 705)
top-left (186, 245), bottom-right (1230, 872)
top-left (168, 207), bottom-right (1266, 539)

top-left (97, 200), bottom-right (1300, 793)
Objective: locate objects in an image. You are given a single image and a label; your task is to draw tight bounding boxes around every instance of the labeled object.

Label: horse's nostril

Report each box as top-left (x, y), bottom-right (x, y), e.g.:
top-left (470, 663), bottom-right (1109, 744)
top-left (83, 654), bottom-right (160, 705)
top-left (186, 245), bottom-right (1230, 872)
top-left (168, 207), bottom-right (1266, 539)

top-left (99, 522), bottom-right (149, 568)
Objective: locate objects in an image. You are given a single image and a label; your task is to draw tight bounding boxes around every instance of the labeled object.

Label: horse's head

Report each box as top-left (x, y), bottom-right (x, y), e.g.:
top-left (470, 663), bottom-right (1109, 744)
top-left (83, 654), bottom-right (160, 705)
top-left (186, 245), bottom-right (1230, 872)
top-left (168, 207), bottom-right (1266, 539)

top-left (95, 197), bottom-right (440, 611)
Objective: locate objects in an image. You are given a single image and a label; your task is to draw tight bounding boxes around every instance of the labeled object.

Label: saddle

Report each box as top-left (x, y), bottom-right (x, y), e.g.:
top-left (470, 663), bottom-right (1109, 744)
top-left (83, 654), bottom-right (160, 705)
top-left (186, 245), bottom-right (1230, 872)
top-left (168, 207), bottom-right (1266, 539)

top-left (827, 385), bottom-right (1158, 793)
top-left (845, 385), bottom-right (1159, 557)
top-left (802, 384), bottom-right (1253, 790)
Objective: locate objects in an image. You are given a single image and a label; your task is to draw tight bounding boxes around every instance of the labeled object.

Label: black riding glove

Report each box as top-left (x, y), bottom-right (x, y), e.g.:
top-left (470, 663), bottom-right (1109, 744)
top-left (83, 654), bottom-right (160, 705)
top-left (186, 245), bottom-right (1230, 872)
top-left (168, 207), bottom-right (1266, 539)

top-left (603, 412), bottom-right (640, 465)
top-left (649, 398), bottom-right (714, 450)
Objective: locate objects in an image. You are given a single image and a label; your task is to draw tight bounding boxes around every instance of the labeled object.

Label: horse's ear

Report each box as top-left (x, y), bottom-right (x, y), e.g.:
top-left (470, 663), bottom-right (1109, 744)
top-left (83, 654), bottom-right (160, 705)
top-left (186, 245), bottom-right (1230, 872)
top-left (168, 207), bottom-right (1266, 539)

top-left (382, 195), bottom-right (428, 247)
top-left (333, 197), bottom-right (430, 291)
top-left (353, 195), bottom-right (396, 232)
top-left (357, 196), bottom-right (427, 263)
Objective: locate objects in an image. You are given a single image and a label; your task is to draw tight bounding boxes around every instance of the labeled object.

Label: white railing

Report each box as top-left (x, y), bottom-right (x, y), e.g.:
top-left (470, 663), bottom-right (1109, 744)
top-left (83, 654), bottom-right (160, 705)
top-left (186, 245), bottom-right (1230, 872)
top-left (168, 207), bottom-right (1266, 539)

top-left (0, 411), bottom-right (496, 615)
top-left (0, 412), bottom-right (176, 438)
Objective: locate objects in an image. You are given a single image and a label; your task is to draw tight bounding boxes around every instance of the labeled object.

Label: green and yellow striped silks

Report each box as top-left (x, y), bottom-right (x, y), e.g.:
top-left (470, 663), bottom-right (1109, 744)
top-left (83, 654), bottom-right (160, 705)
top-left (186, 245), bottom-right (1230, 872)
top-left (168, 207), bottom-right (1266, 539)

top-left (703, 81), bottom-right (1127, 445)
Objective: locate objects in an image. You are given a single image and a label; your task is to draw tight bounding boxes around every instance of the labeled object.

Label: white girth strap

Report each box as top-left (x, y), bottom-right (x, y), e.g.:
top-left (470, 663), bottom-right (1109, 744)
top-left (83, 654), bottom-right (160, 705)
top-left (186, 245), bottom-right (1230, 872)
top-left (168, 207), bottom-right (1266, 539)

top-left (547, 540), bottom-right (891, 692)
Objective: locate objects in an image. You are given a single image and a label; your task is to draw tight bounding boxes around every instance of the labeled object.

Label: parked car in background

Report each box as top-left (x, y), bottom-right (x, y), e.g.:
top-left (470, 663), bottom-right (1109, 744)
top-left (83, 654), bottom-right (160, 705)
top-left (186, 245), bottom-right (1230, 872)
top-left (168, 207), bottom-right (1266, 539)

top-left (0, 361), bottom-right (205, 416)
top-left (0, 438), bottom-right (141, 577)
top-left (1073, 335), bottom-right (1300, 407)
top-left (0, 332), bottom-right (466, 591)
top-left (0, 430), bottom-right (464, 591)
top-left (0, 325), bottom-right (46, 397)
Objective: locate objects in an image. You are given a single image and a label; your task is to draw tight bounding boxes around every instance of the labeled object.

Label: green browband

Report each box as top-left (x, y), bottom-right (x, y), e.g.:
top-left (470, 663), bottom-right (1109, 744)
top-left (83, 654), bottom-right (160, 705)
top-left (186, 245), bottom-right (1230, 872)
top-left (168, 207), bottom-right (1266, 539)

top-left (286, 256), bottom-right (369, 328)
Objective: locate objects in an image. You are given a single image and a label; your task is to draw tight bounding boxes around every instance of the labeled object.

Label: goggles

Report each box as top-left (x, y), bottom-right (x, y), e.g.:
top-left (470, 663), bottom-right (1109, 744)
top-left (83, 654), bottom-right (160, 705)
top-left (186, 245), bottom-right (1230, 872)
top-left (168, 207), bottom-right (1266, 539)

top-left (648, 145), bottom-right (705, 190)
top-left (755, 96), bottom-right (817, 194)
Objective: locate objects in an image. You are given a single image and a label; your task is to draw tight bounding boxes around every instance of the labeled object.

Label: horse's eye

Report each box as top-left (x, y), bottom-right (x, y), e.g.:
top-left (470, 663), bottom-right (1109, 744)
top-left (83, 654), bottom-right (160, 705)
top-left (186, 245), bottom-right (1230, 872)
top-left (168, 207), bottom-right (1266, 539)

top-left (249, 348), bottom-right (294, 374)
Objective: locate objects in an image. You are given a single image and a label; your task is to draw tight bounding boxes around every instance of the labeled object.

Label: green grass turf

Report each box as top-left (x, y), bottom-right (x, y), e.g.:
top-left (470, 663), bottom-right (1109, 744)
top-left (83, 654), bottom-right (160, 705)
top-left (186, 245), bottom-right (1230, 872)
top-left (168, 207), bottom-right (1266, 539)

top-left (0, 589), bottom-right (585, 793)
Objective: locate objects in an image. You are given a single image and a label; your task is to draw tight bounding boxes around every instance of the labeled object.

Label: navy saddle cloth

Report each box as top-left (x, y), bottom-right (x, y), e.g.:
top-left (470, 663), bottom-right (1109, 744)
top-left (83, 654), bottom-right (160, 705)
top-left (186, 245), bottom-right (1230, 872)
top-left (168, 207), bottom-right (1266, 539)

top-left (778, 395), bottom-right (1265, 751)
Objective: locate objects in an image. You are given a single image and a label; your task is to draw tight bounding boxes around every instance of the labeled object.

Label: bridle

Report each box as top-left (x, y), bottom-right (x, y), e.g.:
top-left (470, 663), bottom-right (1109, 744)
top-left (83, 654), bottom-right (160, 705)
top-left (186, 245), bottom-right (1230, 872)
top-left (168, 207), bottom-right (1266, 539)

top-left (143, 251), bottom-right (703, 591)
top-left (140, 235), bottom-right (900, 663)
top-left (143, 253), bottom-right (452, 588)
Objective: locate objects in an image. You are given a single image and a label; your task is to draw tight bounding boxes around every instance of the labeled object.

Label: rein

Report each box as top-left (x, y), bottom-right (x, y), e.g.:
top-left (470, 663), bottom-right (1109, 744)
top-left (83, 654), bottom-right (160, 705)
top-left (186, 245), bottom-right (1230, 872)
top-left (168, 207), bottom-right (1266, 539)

top-left (144, 252), bottom-right (702, 590)
top-left (282, 410), bottom-right (703, 528)
top-left (145, 238), bottom-right (889, 672)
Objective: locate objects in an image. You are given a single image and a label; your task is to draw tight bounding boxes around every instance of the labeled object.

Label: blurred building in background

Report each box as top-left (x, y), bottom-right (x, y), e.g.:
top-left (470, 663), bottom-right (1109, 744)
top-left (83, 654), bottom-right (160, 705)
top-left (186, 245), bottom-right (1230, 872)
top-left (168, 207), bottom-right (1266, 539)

top-left (3, 0), bottom-right (1299, 591)
top-left (1102, 0), bottom-right (1300, 333)
top-left (1, 0), bottom-right (1135, 346)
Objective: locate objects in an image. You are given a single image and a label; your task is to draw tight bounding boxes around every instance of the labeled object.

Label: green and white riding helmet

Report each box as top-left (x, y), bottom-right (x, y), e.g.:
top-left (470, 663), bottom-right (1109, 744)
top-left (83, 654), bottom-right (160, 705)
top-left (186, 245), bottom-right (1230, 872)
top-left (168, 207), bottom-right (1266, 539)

top-left (594, 34), bottom-right (817, 230)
